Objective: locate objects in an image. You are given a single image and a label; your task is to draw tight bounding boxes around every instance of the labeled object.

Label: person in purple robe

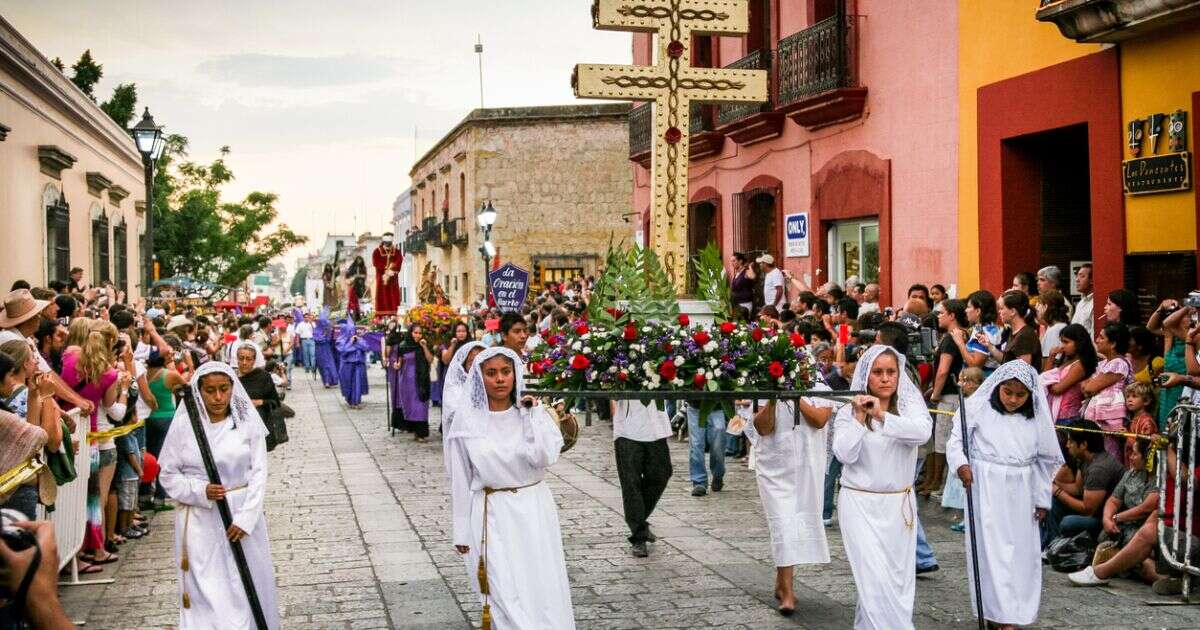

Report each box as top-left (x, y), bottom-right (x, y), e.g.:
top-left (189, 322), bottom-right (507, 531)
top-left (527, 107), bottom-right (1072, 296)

top-left (313, 309), bottom-right (339, 388)
top-left (336, 319), bottom-right (369, 409)
top-left (385, 324), bottom-right (432, 442)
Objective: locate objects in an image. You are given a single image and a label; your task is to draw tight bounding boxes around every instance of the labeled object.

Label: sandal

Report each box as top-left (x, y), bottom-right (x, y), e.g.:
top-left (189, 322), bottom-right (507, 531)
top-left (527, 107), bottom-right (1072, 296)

top-left (75, 561), bottom-right (104, 575)
top-left (91, 553), bottom-right (119, 565)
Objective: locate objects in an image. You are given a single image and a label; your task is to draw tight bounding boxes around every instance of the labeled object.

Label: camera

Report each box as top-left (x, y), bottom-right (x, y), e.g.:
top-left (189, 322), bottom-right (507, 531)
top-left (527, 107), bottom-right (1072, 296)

top-left (1184, 291), bottom-right (1200, 309)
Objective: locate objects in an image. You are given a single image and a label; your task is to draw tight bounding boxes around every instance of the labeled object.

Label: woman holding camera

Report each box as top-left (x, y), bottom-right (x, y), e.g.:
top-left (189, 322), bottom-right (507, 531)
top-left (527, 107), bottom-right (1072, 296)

top-left (158, 361), bottom-right (280, 630)
top-left (445, 347), bottom-right (574, 629)
top-left (832, 344), bottom-right (933, 630)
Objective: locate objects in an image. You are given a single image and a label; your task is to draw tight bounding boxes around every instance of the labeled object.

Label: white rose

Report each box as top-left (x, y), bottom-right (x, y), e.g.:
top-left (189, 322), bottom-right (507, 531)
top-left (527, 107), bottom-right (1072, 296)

top-left (714, 369), bottom-right (722, 377)
top-left (674, 356), bottom-right (685, 366)
top-left (607, 366), bottom-right (618, 373)
top-left (572, 341), bottom-right (582, 351)
top-left (704, 341), bottom-right (718, 353)
top-left (709, 358), bottom-right (719, 368)
top-left (736, 377), bottom-right (746, 387)
top-left (671, 378), bottom-right (684, 387)
top-left (705, 370), bottom-right (715, 380)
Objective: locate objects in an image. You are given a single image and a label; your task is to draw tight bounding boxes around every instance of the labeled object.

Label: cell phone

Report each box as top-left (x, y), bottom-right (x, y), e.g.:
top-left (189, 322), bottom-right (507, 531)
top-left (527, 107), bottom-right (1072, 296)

top-left (838, 324), bottom-right (850, 345)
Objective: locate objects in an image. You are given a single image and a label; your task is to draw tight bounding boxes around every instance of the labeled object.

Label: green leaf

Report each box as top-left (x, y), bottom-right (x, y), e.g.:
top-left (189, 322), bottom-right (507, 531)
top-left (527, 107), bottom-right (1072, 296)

top-left (693, 241), bottom-right (732, 322)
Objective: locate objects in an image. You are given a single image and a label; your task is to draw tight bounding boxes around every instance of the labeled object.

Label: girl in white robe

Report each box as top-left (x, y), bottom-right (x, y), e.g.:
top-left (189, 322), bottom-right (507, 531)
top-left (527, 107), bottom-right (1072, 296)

top-left (158, 361), bottom-right (280, 630)
top-left (832, 345), bottom-right (932, 630)
top-left (441, 341), bottom-right (488, 475)
top-left (445, 347), bottom-right (574, 630)
top-left (947, 360), bottom-right (1063, 629)
top-left (743, 385), bottom-right (835, 616)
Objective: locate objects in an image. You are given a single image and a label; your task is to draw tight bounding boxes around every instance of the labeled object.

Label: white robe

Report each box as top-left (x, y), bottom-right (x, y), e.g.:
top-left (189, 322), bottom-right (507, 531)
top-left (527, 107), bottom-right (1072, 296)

top-left (158, 416), bottom-right (280, 630)
top-left (448, 406), bottom-right (574, 630)
top-left (832, 406), bottom-right (931, 630)
top-left (743, 399), bottom-right (831, 567)
top-left (946, 406), bottom-right (1062, 625)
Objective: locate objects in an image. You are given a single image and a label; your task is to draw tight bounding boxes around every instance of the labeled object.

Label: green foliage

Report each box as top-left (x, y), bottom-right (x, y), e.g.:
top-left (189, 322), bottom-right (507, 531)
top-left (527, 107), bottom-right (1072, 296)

top-left (290, 265), bottom-right (308, 297)
top-left (50, 57), bottom-right (65, 71)
top-left (69, 50), bottom-right (103, 100)
top-left (587, 243), bottom-right (680, 326)
top-left (152, 140), bottom-right (308, 289)
top-left (693, 241), bottom-right (732, 322)
top-left (100, 83), bottom-right (138, 128)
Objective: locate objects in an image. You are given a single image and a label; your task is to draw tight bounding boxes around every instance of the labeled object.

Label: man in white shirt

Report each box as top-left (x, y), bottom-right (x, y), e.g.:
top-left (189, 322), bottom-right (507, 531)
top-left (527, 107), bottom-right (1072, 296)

top-left (295, 312), bottom-right (316, 373)
top-left (1070, 263), bottom-right (1094, 336)
top-left (610, 399), bottom-right (673, 558)
top-left (759, 254), bottom-right (786, 313)
top-left (858, 283), bottom-right (881, 315)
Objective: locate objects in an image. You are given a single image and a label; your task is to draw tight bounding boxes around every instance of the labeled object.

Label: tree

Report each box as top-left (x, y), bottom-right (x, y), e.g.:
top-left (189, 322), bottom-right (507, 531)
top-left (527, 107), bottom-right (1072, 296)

top-left (101, 83), bottom-right (138, 128)
top-left (290, 265), bottom-right (308, 297)
top-left (152, 140), bottom-right (308, 289)
top-left (70, 50), bottom-right (103, 100)
top-left (50, 57), bottom-right (65, 71)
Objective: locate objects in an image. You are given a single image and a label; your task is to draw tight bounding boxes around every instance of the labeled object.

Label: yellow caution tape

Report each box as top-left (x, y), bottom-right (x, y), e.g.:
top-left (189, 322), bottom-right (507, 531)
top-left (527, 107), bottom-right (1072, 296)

top-left (0, 457), bottom-right (44, 497)
top-left (1055, 424), bottom-right (1167, 471)
top-left (88, 419), bottom-right (145, 443)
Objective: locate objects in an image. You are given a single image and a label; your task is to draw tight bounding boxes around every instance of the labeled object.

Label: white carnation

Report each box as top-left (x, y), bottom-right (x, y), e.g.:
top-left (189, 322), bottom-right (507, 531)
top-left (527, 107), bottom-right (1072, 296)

top-left (674, 356), bottom-right (685, 366)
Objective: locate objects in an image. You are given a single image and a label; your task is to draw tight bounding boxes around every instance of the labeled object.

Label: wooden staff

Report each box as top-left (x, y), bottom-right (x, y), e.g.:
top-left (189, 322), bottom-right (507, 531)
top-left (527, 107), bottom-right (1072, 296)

top-left (957, 389), bottom-right (985, 630)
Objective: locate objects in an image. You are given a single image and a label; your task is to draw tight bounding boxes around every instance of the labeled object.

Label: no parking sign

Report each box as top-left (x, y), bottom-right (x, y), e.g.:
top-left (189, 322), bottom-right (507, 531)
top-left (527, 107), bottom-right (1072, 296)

top-left (785, 212), bottom-right (809, 258)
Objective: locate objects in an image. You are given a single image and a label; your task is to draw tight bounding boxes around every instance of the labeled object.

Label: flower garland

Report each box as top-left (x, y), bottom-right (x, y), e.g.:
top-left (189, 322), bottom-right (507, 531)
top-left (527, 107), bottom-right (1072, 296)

top-left (406, 304), bottom-right (460, 346)
top-left (528, 314), bottom-right (816, 395)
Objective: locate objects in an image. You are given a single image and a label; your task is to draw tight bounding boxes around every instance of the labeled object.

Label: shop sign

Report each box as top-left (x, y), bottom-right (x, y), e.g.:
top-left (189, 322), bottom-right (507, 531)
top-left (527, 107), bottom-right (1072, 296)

top-left (1124, 109), bottom-right (1190, 195)
top-left (784, 212), bottom-right (809, 258)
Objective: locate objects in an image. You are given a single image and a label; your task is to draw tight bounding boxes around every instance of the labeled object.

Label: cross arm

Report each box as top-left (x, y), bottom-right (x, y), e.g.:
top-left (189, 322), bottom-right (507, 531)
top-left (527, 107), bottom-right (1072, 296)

top-left (572, 64), bottom-right (666, 101)
top-left (591, 0), bottom-right (752, 36)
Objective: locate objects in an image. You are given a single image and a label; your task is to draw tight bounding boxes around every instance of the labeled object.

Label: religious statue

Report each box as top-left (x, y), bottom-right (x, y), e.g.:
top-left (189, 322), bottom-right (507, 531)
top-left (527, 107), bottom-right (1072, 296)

top-left (417, 263), bottom-right (448, 306)
top-left (373, 232), bottom-right (403, 316)
top-left (321, 263), bottom-right (340, 310)
top-left (345, 256), bottom-right (368, 320)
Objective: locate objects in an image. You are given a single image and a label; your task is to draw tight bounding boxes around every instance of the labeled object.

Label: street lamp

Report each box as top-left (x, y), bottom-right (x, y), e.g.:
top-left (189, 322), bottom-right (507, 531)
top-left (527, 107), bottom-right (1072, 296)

top-left (131, 107), bottom-right (165, 291)
top-left (477, 200), bottom-right (497, 304)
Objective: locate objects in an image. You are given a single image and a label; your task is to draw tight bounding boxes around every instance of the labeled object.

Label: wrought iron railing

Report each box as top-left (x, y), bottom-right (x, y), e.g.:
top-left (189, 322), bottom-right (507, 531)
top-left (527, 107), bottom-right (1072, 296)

top-left (448, 217), bottom-right (468, 245)
top-left (405, 232), bottom-right (427, 255)
top-left (422, 216), bottom-right (439, 241)
top-left (716, 50), bottom-right (771, 127)
top-left (777, 13), bottom-right (859, 107)
top-left (629, 103), bottom-right (652, 157)
top-left (689, 101), bottom-right (715, 135)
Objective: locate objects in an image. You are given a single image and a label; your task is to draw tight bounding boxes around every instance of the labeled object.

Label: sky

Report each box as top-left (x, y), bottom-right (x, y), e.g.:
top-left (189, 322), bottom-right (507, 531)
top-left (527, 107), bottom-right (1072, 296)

top-left (4, 0), bottom-right (630, 270)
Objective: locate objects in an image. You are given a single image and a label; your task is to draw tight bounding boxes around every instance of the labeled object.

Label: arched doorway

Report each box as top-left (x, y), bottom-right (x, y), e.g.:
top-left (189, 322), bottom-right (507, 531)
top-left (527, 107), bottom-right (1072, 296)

top-left (742, 190), bottom-right (777, 260)
top-left (687, 200), bottom-right (718, 293)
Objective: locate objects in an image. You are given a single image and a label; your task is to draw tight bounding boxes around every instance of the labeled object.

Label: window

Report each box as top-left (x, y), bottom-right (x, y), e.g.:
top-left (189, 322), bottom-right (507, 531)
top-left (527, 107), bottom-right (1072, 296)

top-left (45, 188), bottom-right (70, 284)
top-left (746, 0), bottom-right (771, 53)
top-left (113, 218), bottom-right (128, 294)
top-left (459, 173), bottom-right (466, 218)
top-left (92, 209), bottom-right (111, 284)
top-left (827, 219), bottom-right (879, 285)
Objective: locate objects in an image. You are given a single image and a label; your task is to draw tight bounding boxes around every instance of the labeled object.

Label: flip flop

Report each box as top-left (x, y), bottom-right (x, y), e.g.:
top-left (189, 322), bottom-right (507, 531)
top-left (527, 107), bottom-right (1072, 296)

top-left (75, 562), bottom-right (104, 575)
top-left (91, 554), bottom-right (119, 565)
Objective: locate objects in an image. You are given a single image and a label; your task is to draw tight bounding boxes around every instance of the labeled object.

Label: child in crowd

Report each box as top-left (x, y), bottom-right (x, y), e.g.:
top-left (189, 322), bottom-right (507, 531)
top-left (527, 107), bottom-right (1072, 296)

top-left (1125, 381), bottom-right (1156, 439)
top-left (113, 432), bottom-right (145, 540)
top-left (943, 367), bottom-right (984, 532)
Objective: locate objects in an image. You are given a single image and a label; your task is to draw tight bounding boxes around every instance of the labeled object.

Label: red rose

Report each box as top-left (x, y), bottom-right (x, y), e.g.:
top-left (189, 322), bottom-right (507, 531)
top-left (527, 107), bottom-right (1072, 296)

top-left (618, 371), bottom-right (629, 382)
top-left (790, 333), bottom-right (807, 348)
top-left (751, 328), bottom-right (764, 342)
top-left (662, 342), bottom-right (673, 353)
top-left (571, 354), bottom-right (590, 370)
top-left (623, 324), bottom-right (638, 341)
top-left (678, 314), bottom-right (690, 327)
top-left (769, 361), bottom-right (785, 379)
top-left (721, 354), bottom-right (731, 364)
top-left (659, 360), bottom-right (677, 381)
top-left (719, 321), bottom-right (736, 336)
top-left (692, 331), bottom-right (711, 346)
top-left (531, 361), bottom-right (546, 376)
top-left (693, 373), bottom-right (706, 388)
top-left (546, 334), bottom-right (562, 346)
top-left (575, 324), bottom-right (590, 336)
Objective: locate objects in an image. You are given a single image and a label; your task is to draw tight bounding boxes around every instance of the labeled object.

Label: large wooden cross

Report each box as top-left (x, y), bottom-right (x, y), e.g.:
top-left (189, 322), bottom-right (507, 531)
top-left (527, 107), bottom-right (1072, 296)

top-left (573, 0), bottom-right (767, 293)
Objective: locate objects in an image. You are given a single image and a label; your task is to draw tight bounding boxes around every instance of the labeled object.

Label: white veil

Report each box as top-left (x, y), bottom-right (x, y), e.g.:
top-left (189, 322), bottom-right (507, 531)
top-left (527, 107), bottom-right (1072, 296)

top-left (446, 341), bottom-right (489, 391)
top-left (446, 346), bottom-right (525, 441)
top-left (230, 339), bottom-right (266, 369)
top-left (962, 359), bottom-right (1053, 429)
top-left (160, 361), bottom-right (268, 465)
top-left (848, 344), bottom-right (931, 424)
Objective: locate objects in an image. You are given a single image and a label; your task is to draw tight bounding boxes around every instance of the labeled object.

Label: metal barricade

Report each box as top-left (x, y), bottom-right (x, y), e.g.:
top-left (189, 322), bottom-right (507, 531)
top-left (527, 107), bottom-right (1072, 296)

top-left (1157, 403), bottom-right (1200, 601)
top-left (38, 409), bottom-right (113, 585)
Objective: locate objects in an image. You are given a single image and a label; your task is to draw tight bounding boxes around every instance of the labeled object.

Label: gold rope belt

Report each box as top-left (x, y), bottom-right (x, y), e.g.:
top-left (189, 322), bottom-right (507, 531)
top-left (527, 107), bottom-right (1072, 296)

top-left (88, 420), bottom-right (145, 443)
top-left (477, 480), bottom-right (543, 630)
top-left (841, 484), bottom-right (914, 529)
top-left (180, 484), bottom-right (248, 609)
top-left (0, 457), bottom-right (44, 496)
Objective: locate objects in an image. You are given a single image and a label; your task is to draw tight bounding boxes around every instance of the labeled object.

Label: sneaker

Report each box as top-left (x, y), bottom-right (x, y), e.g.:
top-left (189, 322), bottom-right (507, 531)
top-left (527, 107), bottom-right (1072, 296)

top-left (631, 542), bottom-right (649, 558)
top-left (712, 476), bottom-right (724, 492)
top-left (949, 522), bottom-right (965, 533)
top-left (1153, 577), bottom-right (1184, 596)
top-left (822, 518), bottom-right (833, 528)
top-left (916, 564), bottom-right (939, 575)
top-left (691, 485), bottom-right (707, 497)
top-left (1068, 566), bottom-right (1109, 586)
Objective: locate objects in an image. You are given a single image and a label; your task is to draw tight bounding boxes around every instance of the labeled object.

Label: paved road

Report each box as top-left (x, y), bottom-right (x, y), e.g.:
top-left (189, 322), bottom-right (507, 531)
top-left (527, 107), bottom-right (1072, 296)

top-left (62, 367), bottom-right (1200, 629)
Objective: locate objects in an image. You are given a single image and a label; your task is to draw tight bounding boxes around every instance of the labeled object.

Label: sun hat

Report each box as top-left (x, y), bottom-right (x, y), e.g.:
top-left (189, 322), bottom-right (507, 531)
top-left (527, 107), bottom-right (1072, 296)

top-left (0, 289), bottom-right (50, 328)
top-left (166, 314), bottom-right (193, 331)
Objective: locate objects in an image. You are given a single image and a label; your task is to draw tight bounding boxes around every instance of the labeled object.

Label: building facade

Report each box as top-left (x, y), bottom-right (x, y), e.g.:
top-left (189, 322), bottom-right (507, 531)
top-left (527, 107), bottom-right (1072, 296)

top-left (408, 104), bottom-right (634, 305)
top-left (629, 0), bottom-right (959, 304)
top-left (392, 189), bottom-right (417, 310)
top-left (960, 1), bottom-right (1200, 316)
top-left (0, 15), bottom-right (146, 298)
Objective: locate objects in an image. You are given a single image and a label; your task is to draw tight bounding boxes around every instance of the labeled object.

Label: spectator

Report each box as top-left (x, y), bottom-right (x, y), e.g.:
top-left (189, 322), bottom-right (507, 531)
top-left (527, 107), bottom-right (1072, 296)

top-left (144, 350), bottom-right (185, 510)
top-left (730, 252), bottom-right (756, 315)
top-left (1012, 272), bottom-right (1037, 303)
top-left (929, 284), bottom-right (948, 311)
top-left (907, 284), bottom-right (932, 310)
top-left (1152, 299), bottom-right (1195, 427)
top-left (964, 290), bottom-right (1002, 373)
top-left (758, 254), bottom-right (786, 313)
top-left (1127, 326), bottom-right (1164, 387)
top-left (1037, 290), bottom-right (1071, 371)
top-left (1104, 288), bottom-right (1141, 327)
top-left (977, 291), bottom-right (1038, 367)
top-left (1043, 419), bottom-right (1125, 546)
top-left (0, 520), bottom-right (76, 629)
top-left (1124, 381), bottom-right (1157, 448)
top-left (0, 290), bottom-right (93, 421)
top-left (919, 298), bottom-right (967, 497)
top-left (1083, 323), bottom-right (1133, 461)
top-left (1043, 324), bottom-right (1097, 425)
top-left (67, 267), bottom-right (85, 294)
top-left (1037, 265), bottom-right (1064, 294)
top-left (858, 283), bottom-right (881, 315)
top-left (1071, 264), bottom-right (1095, 336)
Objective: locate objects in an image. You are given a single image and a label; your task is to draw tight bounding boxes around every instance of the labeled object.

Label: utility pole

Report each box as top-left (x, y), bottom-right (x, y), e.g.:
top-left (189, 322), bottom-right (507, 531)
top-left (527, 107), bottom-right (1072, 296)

top-left (475, 34), bottom-right (484, 109)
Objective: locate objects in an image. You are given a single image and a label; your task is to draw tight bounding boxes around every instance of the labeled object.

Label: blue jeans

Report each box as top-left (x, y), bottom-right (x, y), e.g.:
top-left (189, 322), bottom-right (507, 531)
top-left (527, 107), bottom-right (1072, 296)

top-left (823, 456), bottom-right (843, 520)
top-left (687, 406), bottom-right (726, 487)
top-left (283, 348), bottom-right (295, 384)
top-left (914, 455), bottom-right (938, 569)
top-left (301, 338), bottom-right (316, 372)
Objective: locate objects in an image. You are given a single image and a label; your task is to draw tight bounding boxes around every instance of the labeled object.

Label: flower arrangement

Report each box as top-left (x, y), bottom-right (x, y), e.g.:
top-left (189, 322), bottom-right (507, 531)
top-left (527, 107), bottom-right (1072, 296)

top-left (406, 304), bottom-right (460, 346)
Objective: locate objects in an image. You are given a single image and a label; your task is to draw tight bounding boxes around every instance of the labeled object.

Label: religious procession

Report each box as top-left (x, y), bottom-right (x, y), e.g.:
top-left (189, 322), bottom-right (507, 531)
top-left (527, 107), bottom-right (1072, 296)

top-left (3, 1), bottom-right (1200, 629)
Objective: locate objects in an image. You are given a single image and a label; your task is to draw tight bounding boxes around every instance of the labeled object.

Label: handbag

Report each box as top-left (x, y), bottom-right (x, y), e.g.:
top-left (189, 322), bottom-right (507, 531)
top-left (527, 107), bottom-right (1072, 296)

top-left (1084, 358), bottom-right (1131, 422)
top-left (44, 419), bottom-right (76, 486)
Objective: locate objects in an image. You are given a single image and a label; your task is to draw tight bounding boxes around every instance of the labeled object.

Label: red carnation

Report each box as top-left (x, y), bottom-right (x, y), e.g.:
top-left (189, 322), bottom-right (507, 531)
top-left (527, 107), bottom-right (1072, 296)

top-left (575, 324), bottom-right (590, 336)
top-left (769, 361), bottom-right (785, 379)
top-left (692, 331), bottom-right (711, 346)
top-left (790, 333), bottom-right (807, 348)
top-left (751, 328), bottom-right (764, 342)
top-left (720, 321), bottom-right (736, 336)
top-left (678, 314), bottom-right (690, 327)
top-left (618, 371), bottom-right (629, 382)
top-left (546, 334), bottom-right (562, 346)
top-left (659, 360), bottom-right (677, 381)
top-left (693, 373), bottom-right (707, 388)
top-left (531, 360), bottom-right (547, 376)
top-left (662, 342), bottom-right (673, 353)
top-left (571, 354), bottom-right (591, 370)
top-left (623, 324), bottom-right (638, 341)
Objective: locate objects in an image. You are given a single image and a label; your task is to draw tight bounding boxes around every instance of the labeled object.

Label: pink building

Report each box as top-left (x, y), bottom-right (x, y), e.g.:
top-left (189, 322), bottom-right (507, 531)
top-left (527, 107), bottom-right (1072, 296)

top-left (630, 0), bottom-right (958, 305)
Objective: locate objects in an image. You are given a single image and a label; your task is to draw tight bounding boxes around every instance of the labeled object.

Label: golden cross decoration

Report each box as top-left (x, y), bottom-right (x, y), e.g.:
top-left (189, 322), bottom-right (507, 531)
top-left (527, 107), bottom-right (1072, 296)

top-left (573, 0), bottom-right (767, 293)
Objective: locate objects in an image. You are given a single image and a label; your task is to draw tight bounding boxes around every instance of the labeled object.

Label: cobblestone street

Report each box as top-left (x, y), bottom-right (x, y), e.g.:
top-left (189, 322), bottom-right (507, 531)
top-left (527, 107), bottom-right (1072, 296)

top-left (62, 368), bottom-right (1200, 629)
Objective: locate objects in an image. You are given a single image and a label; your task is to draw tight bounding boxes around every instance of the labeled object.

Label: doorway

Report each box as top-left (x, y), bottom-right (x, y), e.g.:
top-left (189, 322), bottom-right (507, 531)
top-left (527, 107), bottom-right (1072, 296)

top-left (827, 220), bottom-right (879, 286)
top-left (687, 200), bottom-right (718, 293)
top-left (740, 190), bottom-right (777, 259)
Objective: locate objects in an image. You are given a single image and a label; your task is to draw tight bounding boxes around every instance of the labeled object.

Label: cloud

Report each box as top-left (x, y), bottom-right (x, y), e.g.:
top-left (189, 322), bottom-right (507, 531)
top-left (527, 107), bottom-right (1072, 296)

top-left (197, 53), bottom-right (400, 88)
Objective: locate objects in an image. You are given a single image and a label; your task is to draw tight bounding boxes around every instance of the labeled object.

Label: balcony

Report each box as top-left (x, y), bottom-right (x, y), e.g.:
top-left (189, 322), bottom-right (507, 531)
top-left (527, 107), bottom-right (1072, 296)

top-left (1036, 0), bottom-right (1200, 43)
top-left (715, 50), bottom-right (785, 146)
top-left (405, 232), bottom-right (426, 255)
top-left (421, 216), bottom-right (439, 241)
top-left (629, 103), bottom-right (652, 168)
top-left (447, 217), bottom-right (469, 246)
top-left (689, 101), bottom-right (725, 160)
top-left (777, 12), bottom-right (867, 130)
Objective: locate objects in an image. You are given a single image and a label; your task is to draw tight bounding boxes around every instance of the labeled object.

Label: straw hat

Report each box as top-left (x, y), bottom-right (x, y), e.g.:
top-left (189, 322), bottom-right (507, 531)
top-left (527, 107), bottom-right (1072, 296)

top-left (166, 314), bottom-right (193, 331)
top-left (0, 289), bottom-right (50, 328)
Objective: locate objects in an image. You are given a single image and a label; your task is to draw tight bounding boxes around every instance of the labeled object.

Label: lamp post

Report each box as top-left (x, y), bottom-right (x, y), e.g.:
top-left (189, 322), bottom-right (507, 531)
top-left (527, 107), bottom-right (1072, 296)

top-left (476, 200), bottom-right (497, 305)
top-left (131, 108), bottom-right (165, 293)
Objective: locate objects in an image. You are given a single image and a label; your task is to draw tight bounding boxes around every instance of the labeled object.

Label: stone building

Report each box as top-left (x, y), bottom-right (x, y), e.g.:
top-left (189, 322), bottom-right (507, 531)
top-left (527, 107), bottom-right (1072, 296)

top-left (407, 104), bottom-right (634, 305)
top-left (0, 15), bottom-right (146, 297)
top-left (391, 189), bottom-right (417, 309)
